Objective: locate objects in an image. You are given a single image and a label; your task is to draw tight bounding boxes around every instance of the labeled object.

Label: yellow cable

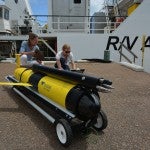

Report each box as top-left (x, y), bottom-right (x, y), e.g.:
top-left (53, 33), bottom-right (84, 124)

top-left (0, 82), bottom-right (32, 86)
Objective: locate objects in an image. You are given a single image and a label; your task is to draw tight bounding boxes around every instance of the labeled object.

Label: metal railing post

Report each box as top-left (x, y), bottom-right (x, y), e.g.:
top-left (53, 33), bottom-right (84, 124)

top-left (119, 42), bottom-right (138, 63)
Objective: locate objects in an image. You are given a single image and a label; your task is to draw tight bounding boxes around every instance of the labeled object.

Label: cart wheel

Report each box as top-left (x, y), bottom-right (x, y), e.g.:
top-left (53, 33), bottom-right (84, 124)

top-left (55, 119), bottom-right (73, 147)
top-left (93, 110), bottom-right (108, 131)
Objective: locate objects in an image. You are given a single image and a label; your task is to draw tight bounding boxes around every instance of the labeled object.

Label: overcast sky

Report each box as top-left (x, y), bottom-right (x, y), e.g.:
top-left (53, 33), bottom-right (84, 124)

top-left (90, 0), bottom-right (104, 15)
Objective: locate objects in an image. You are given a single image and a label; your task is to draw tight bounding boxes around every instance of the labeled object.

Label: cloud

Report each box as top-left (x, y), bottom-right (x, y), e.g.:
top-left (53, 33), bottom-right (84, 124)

top-left (90, 0), bottom-right (104, 15)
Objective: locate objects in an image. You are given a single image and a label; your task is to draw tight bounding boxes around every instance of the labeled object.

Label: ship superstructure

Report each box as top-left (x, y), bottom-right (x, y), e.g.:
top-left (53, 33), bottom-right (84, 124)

top-left (0, 0), bottom-right (36, 35)
top-left (0, 0), bottom-right (36, 57)
top-left (47, 0), bottom-right (90, 33)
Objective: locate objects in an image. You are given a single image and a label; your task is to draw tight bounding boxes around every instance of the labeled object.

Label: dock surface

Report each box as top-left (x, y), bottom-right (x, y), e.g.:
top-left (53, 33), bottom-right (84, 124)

top-left (0, 62), bottom-right (150, 150)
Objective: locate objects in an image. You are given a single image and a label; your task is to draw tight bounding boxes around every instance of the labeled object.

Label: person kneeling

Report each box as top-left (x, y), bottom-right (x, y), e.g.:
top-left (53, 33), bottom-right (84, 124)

top-left (54, 44), bottom-right (76, 71)
top-left (19, 32), bottom-right (44, 67)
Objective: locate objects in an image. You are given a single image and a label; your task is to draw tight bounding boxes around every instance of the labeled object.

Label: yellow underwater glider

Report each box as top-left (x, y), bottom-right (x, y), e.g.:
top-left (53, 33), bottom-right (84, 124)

top-left (1, 54), bottom-right (113, 147)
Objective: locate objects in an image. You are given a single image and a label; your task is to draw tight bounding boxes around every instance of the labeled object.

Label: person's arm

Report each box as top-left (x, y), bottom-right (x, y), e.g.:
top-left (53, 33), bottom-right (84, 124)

top-left (21, 51), bottom-right (34, 56)
top-left (70, 60), bottom-right (76, 70)
top-left (55, 52), bottom-right (63, 70)
top-left (70, 52), bottom-right (76, 69)
top-left (56, 59), bottom-right (63, 70)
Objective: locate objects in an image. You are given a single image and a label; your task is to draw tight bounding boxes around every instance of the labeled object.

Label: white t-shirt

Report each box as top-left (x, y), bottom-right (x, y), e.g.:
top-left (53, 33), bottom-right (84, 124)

top-left (56, 51), bottom-right (74, 65)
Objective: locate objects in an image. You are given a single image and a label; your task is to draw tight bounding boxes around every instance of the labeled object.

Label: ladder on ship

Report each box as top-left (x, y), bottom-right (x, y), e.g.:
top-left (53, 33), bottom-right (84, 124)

top-left (104, 0), bottom-right (123, 32)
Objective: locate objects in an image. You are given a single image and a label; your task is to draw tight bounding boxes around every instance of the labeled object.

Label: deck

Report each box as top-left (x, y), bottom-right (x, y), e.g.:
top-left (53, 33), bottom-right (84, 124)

top-left (0, 62), bottom-right (149, 149)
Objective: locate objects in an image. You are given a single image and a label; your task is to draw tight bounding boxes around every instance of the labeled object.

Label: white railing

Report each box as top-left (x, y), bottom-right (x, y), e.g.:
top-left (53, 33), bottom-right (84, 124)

top-left (11, 15), bottom-right (126, 35)
top-left (34, 21), bottom-right (123, 34)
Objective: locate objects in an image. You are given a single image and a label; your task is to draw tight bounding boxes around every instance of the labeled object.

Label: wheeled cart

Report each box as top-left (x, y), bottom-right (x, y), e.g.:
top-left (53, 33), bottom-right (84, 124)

top-left (6, 74), bottom-right (109, 147)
